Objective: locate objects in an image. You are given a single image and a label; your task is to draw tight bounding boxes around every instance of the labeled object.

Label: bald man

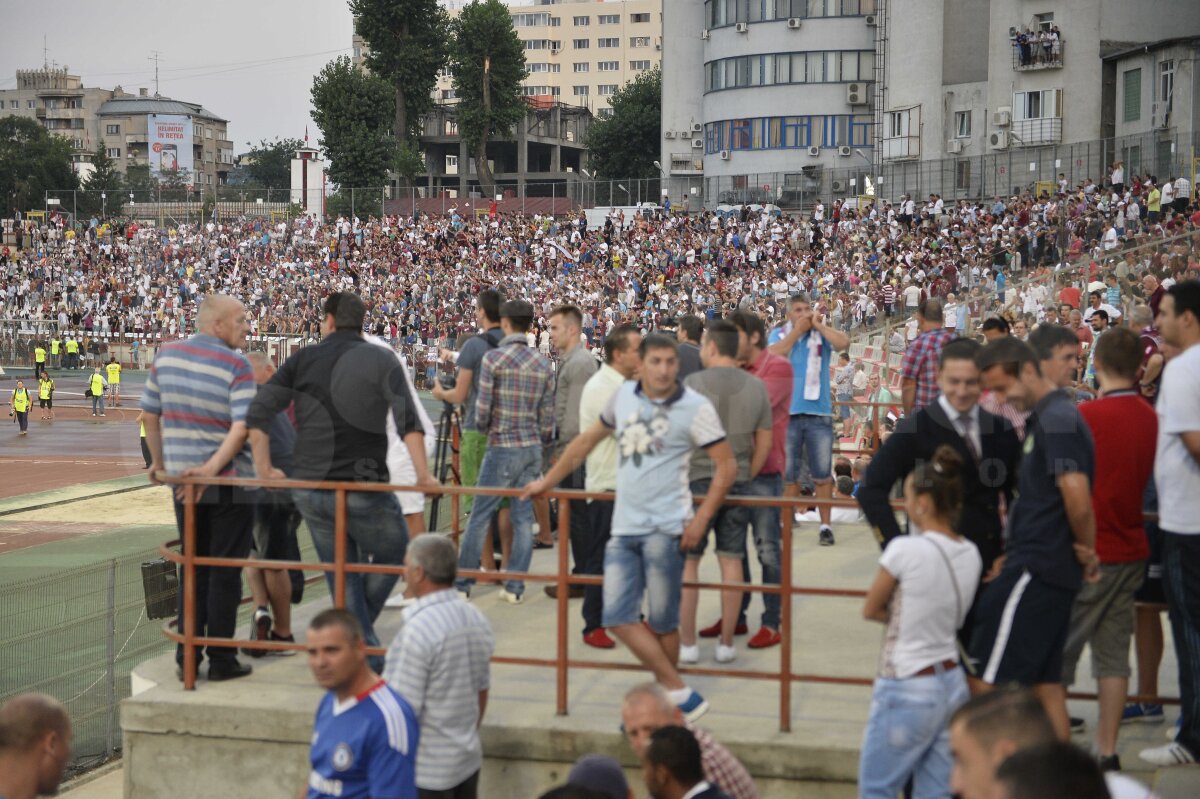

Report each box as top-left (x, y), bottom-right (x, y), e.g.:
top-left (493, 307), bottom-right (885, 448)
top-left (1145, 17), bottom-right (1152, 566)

top-left (0, 693), bottom-right (72, 799)
top-left (142, 294), bottom-right (258, 681)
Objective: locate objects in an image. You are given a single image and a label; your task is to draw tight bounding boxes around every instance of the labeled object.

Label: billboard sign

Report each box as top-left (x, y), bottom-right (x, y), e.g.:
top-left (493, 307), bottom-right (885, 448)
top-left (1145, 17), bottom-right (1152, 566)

top-left (149, 114), bottom-right (193, 185)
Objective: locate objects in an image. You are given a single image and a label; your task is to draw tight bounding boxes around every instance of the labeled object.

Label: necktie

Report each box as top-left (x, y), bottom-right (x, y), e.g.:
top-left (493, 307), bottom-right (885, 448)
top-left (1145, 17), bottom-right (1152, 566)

top-left (958, 412), bottom-right (980, 462)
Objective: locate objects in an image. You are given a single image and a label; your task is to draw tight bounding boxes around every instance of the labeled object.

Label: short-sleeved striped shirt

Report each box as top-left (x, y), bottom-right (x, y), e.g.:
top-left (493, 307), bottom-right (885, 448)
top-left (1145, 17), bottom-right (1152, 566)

top-left (383, 589), bottom-right (495, 791)
top-left (140, 334), bottom-right (256, 476)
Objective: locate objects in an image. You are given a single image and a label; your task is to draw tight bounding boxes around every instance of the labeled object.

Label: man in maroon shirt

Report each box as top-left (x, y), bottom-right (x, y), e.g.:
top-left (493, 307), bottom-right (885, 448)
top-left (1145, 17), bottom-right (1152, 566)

top-left (1061, 326), bottom-right (1157, 771)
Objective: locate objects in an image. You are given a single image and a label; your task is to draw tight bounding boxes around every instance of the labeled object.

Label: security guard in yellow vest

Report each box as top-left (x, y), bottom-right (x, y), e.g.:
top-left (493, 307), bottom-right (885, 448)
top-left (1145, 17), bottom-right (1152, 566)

top-left (34, 343), bottom-right (47, 372)
top-left (105, 357), bottom-right (122, 406)
top-left (65, 337), bottom-right (79, 370)
top-left (38, 373), bottom-right (55, 420)
top-left (10, 379), bottom-right (31, 435)
top-left (50, 336), bottom-right (62, 369)
top-left (89, 367), bottom-right (108, 417)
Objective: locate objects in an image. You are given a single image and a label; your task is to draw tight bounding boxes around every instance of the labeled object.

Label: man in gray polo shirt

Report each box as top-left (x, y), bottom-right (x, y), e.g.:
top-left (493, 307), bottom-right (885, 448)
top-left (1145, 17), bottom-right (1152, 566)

top-left (546, 304), bottom-right (598, 599)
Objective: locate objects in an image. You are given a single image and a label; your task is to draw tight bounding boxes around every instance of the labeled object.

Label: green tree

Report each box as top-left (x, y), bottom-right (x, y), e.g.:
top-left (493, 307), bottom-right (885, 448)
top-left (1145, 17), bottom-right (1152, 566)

top-left (449, 0), bottom-right (527, 197)
top-left (311, 55), bottom-right (399, 189)
top-left (0, 117), bottom-right (78, 217)
top-left (586, 67), bottom-right (661, 181)
top-left (351, 0), bottom-right (449, 146)
top-left (125, 163), bottom-right (157, 199)
top-left (243, 137), bottom-right (304, 190)
top-left (81, 141), bottom-right (125, 217)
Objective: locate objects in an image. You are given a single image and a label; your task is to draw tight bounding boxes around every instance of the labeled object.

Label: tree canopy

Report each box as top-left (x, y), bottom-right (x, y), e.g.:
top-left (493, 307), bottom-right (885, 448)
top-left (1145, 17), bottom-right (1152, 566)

top-left (586, 67), bottom-right (662, 180)
top-left (81, 141), bottom-right (125, 216)
top-left (449, 0), bottom-right (527, 197)
top-left (242, 137), bottom-right (304, 190)
top-left (0, 117), bottom-right (78, 217)
top-left (310, 55), bottom-right (399, 189)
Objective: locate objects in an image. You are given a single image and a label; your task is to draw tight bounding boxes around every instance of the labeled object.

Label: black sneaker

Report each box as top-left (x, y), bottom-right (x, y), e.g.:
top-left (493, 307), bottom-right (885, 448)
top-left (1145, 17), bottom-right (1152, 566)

top-left (1098, 753), bottom-right (1121, 772)
top-left (268, 631), bottom-right (297, 657)
top-left (819, 526), bottom-right (835, 546)
top-left (1070, 716), bottom-right (1086, 733)
top-left (207, 661), bottom-right (253, 681)
top-left (243, 607), bottom-right (272, 658)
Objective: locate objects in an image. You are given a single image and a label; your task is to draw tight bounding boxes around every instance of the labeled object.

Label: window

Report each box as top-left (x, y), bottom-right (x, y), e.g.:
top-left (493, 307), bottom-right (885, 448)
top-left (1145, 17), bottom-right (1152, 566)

top-left (551, 17), bottom-right (561, 27)
top-left (107, 147), bottom-right (121, 158)
top-left (630, 60), bottom-right (651, 71)
top-left (599, 84), bottom-right (618, 95)
top-left (629, 36), bottom-right (650, 47)
top-left (573, 16), bottom-right (589, 25)
top-left (599, 38), bottom-right (620, 48)
top-left (106, 123), bottom-right (120, 135)
top-left (954, 110), bottom-right (971, 138)
top-left (631, 12), bottom-right (651, 23)
top-left (598, 108), bottom-right (614, 118)
top-left (888, 110), bottom-right (907, 138)
top-left (441, 89), bottom-right (457, 100)
top-left (573, 38), bottom-right (590, 48)
top-left (1123, 68), bottom-right (1142, 122)
top-left (446, 155), bottom-right (458, 168)
top-left (573, 62), bottom-right (590, 72)
top-left (1033, 12), bottom-right (1054, 32)
top-left (955, 160), bottom-right (971, 191)
top-left (529, 62), bottom-right (553, 72)
top-left (205, 128), bottom-right (213, 138)
top-left (26, 99), bottom-right (35, 108)
top-left (524, 39), bottom-right (550, 50)
top-left (599, 61), bottom-right (619, 71)
top-left (8, 100), bottom-right (15, 108)
top-left (511, 12), bottom-right (551, 26)
top-left (1160, 60), bottom-right (1175, 105)
top-left (1014, 88), bottom-right (1061, 119)
top-left (573, 85), bottom-right (590, 96)
top-left (72, 138), bottom-right (83, 149)
top-left (599, 14), bottom-right (620, 24)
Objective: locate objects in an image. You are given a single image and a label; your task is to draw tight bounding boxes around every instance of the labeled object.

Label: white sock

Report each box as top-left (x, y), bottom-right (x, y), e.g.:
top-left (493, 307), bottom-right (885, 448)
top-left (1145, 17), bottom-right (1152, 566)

top-left (667, 687), bottom-right (692, 704)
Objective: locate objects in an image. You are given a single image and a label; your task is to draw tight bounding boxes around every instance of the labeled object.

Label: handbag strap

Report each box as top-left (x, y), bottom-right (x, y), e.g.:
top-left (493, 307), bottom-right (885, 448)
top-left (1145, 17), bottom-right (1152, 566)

top-left (924, 534), bottom-right (963, 628)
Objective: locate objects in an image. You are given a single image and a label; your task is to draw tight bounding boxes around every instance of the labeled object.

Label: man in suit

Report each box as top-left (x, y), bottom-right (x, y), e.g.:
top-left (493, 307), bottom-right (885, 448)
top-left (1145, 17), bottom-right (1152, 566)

top-left (857, 337), bottom-right (1022, 636)
top-left (642, 726), bottom-right (735, 799)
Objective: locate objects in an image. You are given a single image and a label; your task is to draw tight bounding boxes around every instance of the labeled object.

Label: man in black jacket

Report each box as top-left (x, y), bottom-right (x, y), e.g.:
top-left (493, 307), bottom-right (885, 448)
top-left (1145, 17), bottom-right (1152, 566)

top-left (857, 338), bottom-right (1022, 637)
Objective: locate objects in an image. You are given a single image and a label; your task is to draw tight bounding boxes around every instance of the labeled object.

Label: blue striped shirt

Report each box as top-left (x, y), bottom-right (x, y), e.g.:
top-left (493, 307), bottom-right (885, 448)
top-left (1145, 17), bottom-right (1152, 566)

top-left (383, 589), bottom-right (495, 791)
top-left (141, 334), bottom-right (256, 476)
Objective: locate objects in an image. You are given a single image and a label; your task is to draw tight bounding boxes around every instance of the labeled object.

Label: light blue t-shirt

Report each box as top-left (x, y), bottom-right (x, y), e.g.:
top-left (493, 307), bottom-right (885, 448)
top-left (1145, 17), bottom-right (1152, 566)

top-left (600, 381), bottom-right (725, 537)
top-left (768, 326), bottom-right (834, 416)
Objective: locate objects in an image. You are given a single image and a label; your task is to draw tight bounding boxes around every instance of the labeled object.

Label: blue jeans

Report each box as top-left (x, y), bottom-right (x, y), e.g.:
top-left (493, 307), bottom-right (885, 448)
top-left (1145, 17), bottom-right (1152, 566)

top-left (836, 392), bottom-right (853, 421)
top-left (91, 392), bottom-right (105, 415)
top-left (859, 667), bottom-right (968, 799)
top-left (741, 473), bottom-right (783, 630)
top-left (602, 532), bottom-right (684, 633)
top-left (1163, 530), bottom-right (1200, 755)
top-left (787, 413), bottom-right (834, 484)
top-left (455, 445), bottom-right (541, 597)
top-left (291, 488), bottom-right (408, 670)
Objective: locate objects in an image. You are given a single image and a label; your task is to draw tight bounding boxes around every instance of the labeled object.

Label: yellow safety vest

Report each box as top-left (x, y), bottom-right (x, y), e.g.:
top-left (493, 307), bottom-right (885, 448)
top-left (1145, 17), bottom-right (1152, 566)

top-left (51, 339), bottom-right (61, 355)
top-left (39, 379), bottom-right (53, 400)
top-left (35, 347), bottom-right (46, 362)
top-left (65, 340), bottom-right (79, 354)
top-left (12, 388), bottom-right (30, 413)
top-left (106, 363), bottom-right (121, 383)
top-left (90, 374), bottom-right (105, 396)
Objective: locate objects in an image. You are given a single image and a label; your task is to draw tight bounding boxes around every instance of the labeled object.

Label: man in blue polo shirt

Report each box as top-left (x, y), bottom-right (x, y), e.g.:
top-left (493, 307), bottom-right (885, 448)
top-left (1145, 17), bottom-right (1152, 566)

top-left (970, 335), bottom-right (1098, 741)
top-left (305, 608), bottom-right (418, 799)
top-left (524, 334), bottom-right (736, 722)
top-left (768, 292), bottom-right (850, 546)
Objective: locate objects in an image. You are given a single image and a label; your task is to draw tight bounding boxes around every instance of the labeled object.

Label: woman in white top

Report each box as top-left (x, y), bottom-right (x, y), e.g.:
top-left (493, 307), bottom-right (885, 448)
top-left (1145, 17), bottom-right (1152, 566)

top-left (858, 446), bottom-right (983, 799)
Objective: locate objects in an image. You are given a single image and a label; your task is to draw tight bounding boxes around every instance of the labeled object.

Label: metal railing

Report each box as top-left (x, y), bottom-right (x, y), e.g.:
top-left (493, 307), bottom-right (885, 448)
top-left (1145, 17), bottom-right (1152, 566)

top-left (1012, 39), bottom-right (1064, 71)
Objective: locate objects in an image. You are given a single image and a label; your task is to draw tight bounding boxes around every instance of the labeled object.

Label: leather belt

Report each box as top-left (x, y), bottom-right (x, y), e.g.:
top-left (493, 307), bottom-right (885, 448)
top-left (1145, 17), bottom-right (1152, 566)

top-left (912, 659), bottom-right (959, 677)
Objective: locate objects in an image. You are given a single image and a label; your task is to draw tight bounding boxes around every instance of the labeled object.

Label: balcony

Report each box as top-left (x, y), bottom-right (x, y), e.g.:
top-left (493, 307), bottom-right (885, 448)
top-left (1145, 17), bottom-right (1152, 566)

top-left (669, 153), bottom-right (704, 175)
top-left (882, 135), bottom-right (920, 160)
top-left (1012, 39), bottom-right (1063, 71)
top-left (1011, 117), bottom-right (1062, 145)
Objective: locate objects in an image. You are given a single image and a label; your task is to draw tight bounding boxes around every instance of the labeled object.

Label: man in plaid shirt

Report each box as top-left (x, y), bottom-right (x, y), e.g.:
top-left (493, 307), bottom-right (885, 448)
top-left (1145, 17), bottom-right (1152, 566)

top-left (901, 299), bottom-right (956, 415)
top-left (455, 299), bottom-right (555, 603)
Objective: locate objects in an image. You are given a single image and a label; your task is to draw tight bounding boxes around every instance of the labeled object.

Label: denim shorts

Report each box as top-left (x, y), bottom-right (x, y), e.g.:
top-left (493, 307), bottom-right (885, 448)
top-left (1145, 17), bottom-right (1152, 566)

top-left (787, 413), bottom-right (834, 483)
top-left (686, 479), bottom-right (752, 559)
top-left (602, 532), bottom-right (684, 633)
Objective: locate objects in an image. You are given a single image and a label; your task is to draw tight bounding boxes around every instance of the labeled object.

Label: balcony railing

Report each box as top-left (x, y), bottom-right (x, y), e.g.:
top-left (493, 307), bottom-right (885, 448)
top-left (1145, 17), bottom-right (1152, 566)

top-left (669, 153), bottom-right (704, 175)
top-left (1012, 39), bottom-right (1063, 71)
top-left (882, 134), bottom-right (920, 160)
top-left (1011, 117), bottom-right (1062, 145)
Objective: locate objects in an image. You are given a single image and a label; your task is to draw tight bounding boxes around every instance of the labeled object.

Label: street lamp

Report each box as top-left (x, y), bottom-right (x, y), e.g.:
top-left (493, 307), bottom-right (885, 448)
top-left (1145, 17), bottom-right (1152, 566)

top-left (101, 192), bottom-right (106, 220)
top-left (617, 183), bottom-right (631, 205)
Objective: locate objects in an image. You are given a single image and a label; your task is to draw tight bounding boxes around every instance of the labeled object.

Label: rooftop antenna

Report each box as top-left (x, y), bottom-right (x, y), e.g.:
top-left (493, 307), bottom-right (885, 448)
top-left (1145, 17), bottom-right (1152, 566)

top-left (43, 36), bottom-right (49, 69)
top-left (148, 51), bottom-right (162, 96)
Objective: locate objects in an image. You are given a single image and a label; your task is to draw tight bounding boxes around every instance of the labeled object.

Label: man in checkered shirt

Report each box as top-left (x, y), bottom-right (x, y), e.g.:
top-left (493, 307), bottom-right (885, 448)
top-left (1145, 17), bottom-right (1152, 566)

top-left (455, 299), bottom-right (555, 604)
top-left (901, 299), bottom-right (956, 415)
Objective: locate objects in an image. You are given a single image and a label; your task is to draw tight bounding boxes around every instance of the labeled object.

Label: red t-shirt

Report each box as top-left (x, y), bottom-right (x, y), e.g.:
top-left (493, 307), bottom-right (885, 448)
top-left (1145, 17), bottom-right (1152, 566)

top-left (745, 348), bottom-right (794, 477)
top-left (1079, 391), bottom-right (1157, 562)
top-left (1059, 286), bottom-right (1082, 309)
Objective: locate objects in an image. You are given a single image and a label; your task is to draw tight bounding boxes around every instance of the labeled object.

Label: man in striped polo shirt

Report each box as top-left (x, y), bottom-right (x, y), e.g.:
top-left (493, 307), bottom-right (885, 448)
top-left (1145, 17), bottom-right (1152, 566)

top-left (142, 294), bottom-right (257, 681)
top-left (384, 535), bottom-right (494, 799)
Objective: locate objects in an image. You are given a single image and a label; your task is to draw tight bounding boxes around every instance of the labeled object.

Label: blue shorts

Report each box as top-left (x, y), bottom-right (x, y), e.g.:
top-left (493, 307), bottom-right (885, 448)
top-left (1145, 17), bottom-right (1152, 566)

top-left (686, 479), bottom-right (752, 559)
top-left (787, 413), bottom-right (834, 484)
top-left (602, 532), bottom-right (684, 633)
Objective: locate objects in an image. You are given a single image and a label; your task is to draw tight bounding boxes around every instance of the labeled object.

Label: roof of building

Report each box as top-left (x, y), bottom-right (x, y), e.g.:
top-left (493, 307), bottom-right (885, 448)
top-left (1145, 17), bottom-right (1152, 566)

top-left (1101, 36), bottom-right (1200, 61)
top-left (96, 95), bottom-right (227, 122)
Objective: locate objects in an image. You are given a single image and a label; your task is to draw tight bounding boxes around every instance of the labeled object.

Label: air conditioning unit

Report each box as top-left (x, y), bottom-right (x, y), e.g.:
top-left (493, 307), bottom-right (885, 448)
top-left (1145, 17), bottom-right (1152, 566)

top-left (692, 138), bottom-right (704, 149)
top-left (787, 18), bottom-right (802, 29)
top-left (807, 145), bottom-right (821, 157)
top-left (551, 47), bottom-right (560, 55)
top-left (946, 139), bottom-right (964, 154)
top-left (838, 145), bottom-right (852, 156)
top-left (735, 22), bottom-right (748, 33)
top-left (654, 37), bottom-right (662, 50)
top-left (1152, 103), bottom-right (1171, 129)
top-left (720, 150), bottom-right (731, 160)
top-left (989, 130), bottom-right (1009, 149)
top-left (992, 108), bottom-right (1012, 126)
top-left (691, 122), bottom-right (703, 133)
top-left (664, 131), bottom-right (676, 139)
top-left (846, 83), bottom-right (867, 105)
top-left (701, 29), bottom-right (710, 40)
top-left (831, 179), bottom-right (846, 193)
top-left (865, 14), bottom-right (878, 26)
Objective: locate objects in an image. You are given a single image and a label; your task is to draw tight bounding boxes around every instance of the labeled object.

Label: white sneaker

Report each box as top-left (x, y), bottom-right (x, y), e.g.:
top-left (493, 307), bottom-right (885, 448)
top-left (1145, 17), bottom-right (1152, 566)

top-left (498, 588), bottom-right (524, 605)
top-left (1139, 742), bottom-right (1196, 767)
top-left (715, 644), bottom-right (737, 663)
top-left (384, 594), bottom-right (415, 609)
top-left (679, 644), bottom-right (700, 664)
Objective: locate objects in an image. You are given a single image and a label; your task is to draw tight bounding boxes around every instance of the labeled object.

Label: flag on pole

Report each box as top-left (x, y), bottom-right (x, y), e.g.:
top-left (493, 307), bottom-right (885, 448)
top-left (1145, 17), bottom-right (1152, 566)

top-left (304, 126), bottom-right (309, 145)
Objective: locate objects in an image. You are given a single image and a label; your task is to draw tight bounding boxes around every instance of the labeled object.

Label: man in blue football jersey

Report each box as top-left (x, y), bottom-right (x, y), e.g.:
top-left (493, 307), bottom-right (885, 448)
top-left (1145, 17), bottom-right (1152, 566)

top-left (305, 609), bottom-right (419, 799)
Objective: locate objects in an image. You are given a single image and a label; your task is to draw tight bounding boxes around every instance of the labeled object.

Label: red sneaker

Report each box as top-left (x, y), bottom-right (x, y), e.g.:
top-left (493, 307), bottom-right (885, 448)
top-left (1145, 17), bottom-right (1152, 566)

top-left (699, 620), bottom-right (748, 638)
top-left (583, 628), bottom-right (616, 649)
top-left (747, 627), bottom-right (782, 649)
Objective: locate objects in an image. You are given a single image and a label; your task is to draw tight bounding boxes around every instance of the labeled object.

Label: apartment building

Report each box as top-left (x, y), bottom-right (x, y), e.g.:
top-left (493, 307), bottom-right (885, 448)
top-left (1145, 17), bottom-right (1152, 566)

top-left (0, 66), bottom-right (234, 187)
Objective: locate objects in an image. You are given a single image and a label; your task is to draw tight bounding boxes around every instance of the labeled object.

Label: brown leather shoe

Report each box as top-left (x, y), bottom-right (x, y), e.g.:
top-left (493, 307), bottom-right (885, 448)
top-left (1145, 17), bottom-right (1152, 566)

top-left (544, 584), bottom-right (584, 599)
